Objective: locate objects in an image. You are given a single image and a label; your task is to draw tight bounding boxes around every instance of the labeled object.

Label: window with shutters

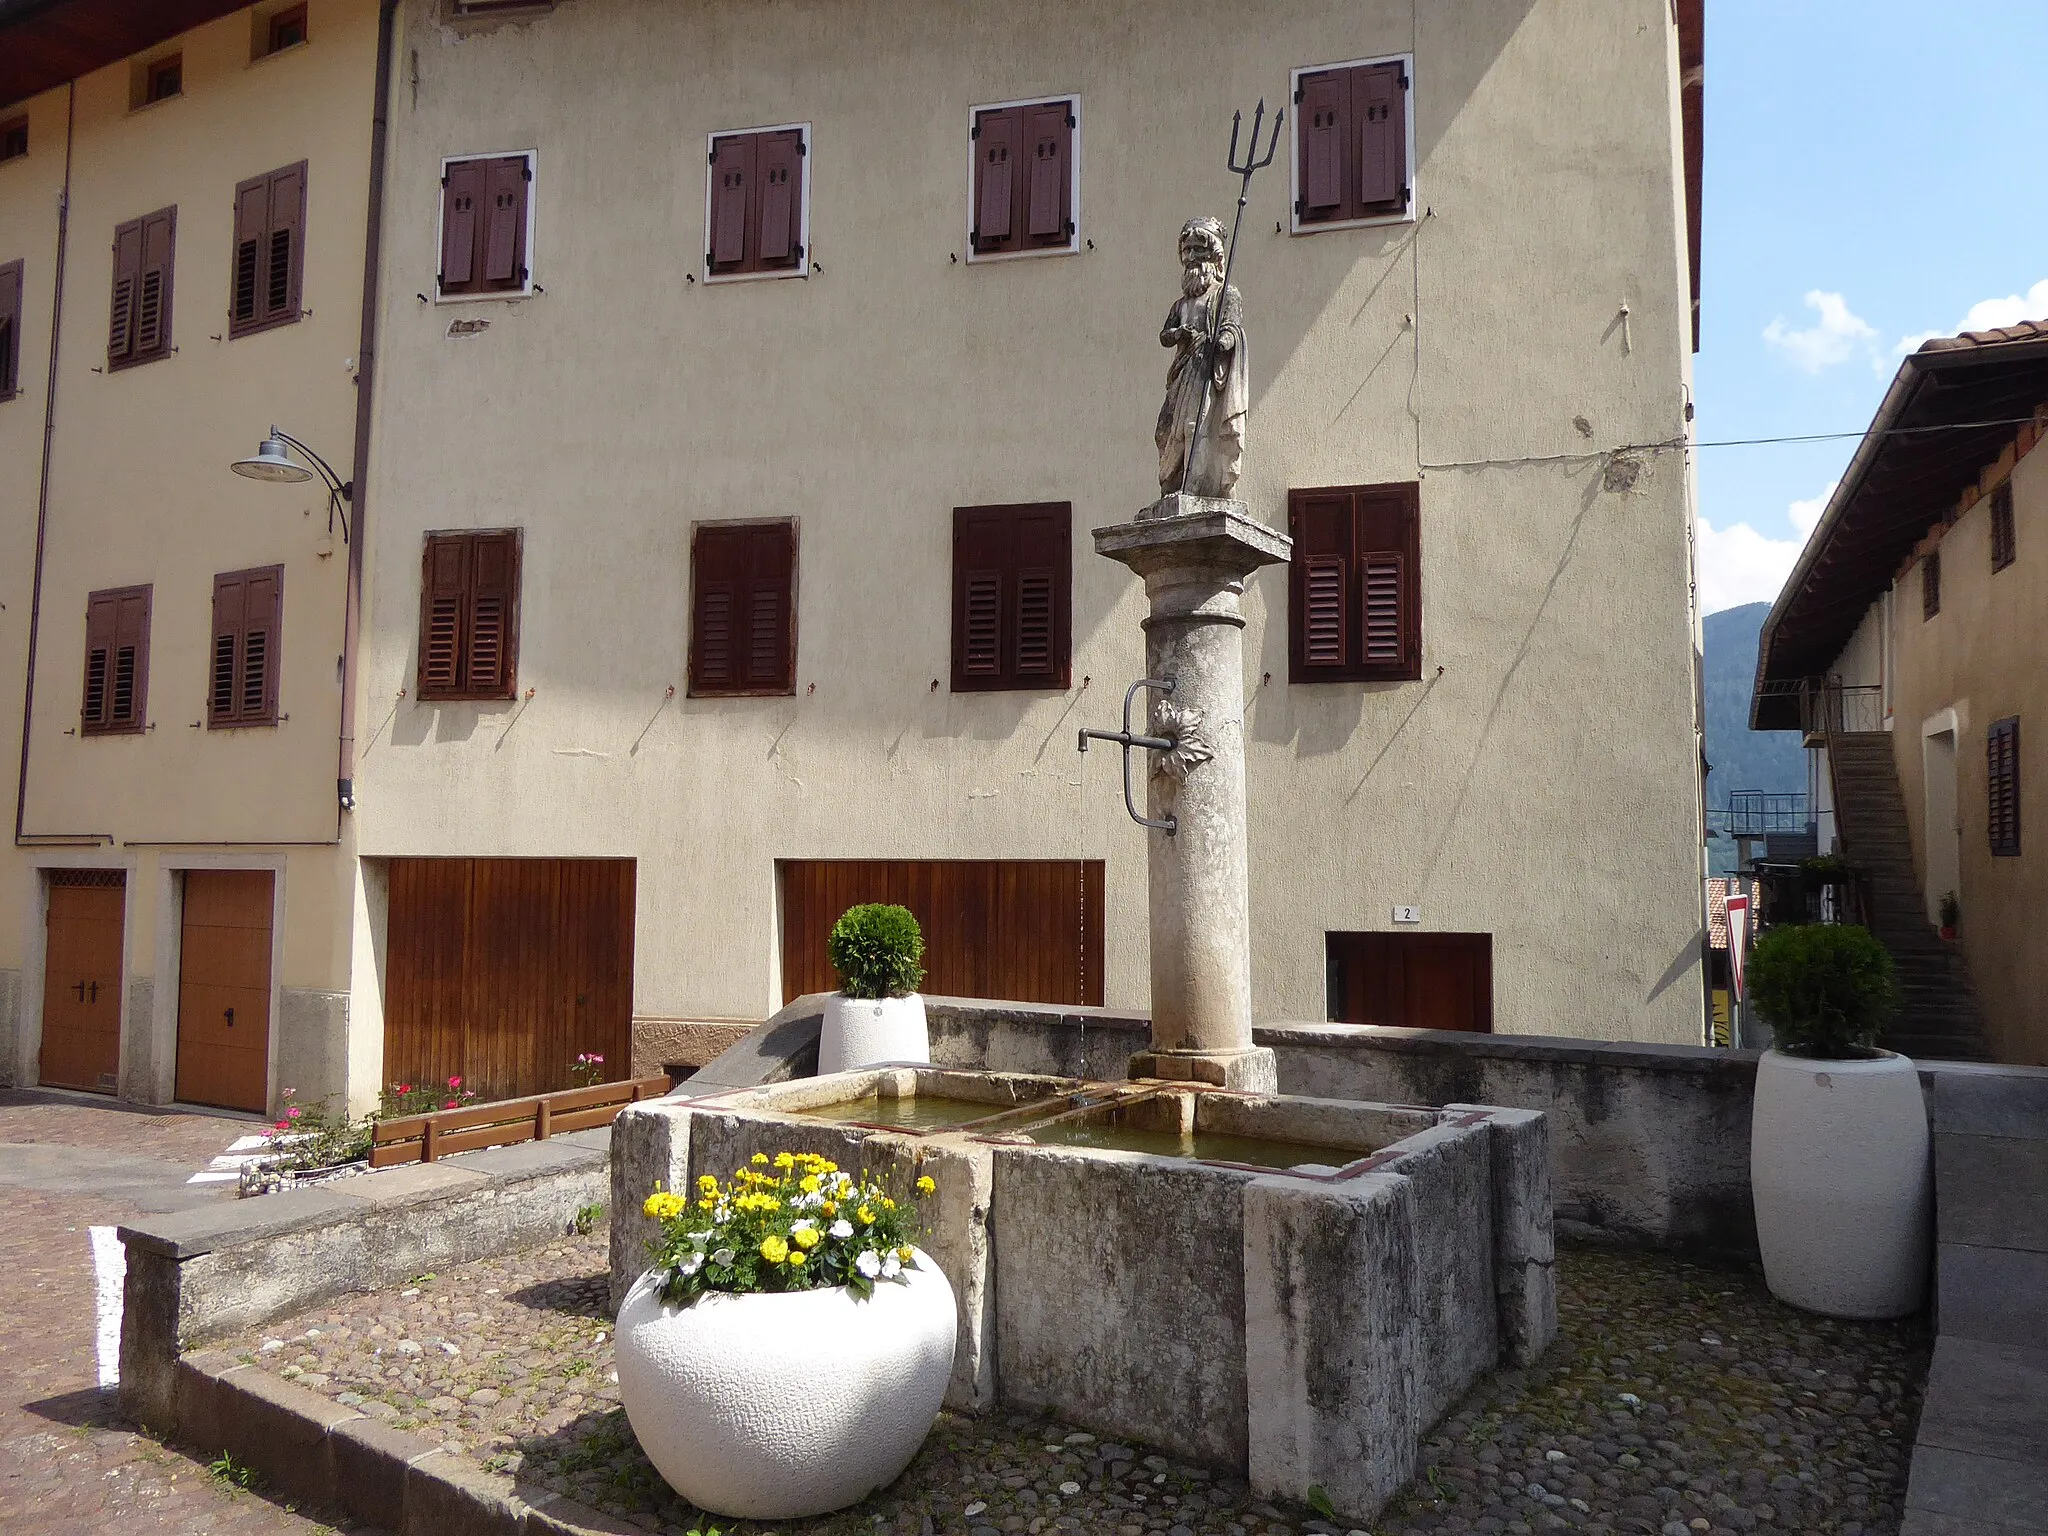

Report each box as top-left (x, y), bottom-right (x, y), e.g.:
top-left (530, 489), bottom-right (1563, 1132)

top-left (704, 124), bottom-right (811, 281)
top-left (951, 503), bottom-right (1073, 691)
top-left (0, 116), bottom-right (26, 163)
top-left (1922, 549), bottom-right (1940, 620)
top-left (208, 567), bottom-right (284, 728)
top-left (689, 520), bottom-right (798, 696)
top-left (0, 258), bottom-right (21, 403)
top-left (1990, 482), bottom-right (2016, 573)
top-left (1290, 54), bottom-right (1413, 232)
top-left (437, 152), bottom-right (534, 300)
top-left (1988, 716), bottom-right (2020, 858)
top-left (107, 207), bottom-right (176, 369)
top-left (229, 162), bottom-right (306, 338)
top-left (263, 3), bottom-right (309, 55)
top-left (968, 96), bottom-right (1078, 261)
top-left (80, 585), bottom-right (151, 737)
top-left (416, 530), bottom-right (522, 701)
top-left (1288, 482), bottom-right (1422, 683)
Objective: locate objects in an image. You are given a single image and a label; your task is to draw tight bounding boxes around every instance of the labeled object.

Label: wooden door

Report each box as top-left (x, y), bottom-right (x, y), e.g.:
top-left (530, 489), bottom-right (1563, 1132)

top-left (383, 858), bottom-right (635, 1103)
top-left (176, 870), bottom-right (274, 1112)
top-left (1327, 931), bottom-right (1493, 1032)
top-left (38, 872), bottom-right (126, 1092)
top-left (779, 859), bottom-right (1105, 1007)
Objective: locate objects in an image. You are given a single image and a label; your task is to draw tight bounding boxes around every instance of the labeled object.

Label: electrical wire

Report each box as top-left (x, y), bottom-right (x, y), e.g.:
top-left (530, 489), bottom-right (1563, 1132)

top-left (1419, 413), bottom-right (2047, 473)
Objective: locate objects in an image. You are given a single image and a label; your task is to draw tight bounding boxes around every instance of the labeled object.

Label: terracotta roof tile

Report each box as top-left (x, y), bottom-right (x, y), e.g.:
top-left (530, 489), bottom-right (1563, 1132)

top-left (1706, 877), bottom-right (1730, 949)
top-left (1917, 319), bottom-right (2048, 353)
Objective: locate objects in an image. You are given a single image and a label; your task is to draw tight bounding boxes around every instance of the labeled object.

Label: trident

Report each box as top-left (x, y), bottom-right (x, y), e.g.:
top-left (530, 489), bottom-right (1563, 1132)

top-left (1180, 98), bottom-right (1284, 493)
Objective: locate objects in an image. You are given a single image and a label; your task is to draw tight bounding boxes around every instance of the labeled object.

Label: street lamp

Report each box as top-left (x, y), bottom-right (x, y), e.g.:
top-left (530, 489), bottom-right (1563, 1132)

top-left (231, 425), bottom-right (352, 542)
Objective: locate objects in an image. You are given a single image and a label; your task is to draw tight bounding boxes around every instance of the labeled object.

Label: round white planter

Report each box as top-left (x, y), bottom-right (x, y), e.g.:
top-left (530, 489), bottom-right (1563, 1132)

top-left (615, 1251), bottom-right (956, 1519)
top-left (1750, 1048), bottom-right (1931, 1319)
top-left (818, 991), bottom-right (931, 1074)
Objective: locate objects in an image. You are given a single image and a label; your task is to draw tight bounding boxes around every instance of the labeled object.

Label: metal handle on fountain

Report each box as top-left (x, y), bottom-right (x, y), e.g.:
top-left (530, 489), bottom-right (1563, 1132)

top-left (1077, 677), bottom-right (1181, 835)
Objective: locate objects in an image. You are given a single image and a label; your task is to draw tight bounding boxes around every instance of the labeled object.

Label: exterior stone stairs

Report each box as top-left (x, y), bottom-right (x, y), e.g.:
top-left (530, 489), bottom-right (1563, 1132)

top-left (1827, 733), bottom-right (1990, 1061)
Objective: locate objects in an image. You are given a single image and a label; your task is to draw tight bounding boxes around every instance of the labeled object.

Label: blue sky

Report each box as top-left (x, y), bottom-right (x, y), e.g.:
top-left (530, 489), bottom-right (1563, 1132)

top-left (1693, 0), bottom-right (2048, 614)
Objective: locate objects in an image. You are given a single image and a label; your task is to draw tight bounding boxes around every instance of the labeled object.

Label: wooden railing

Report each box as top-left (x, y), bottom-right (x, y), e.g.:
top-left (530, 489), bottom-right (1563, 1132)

top-left (369, 1075), bottom-right (670, 1169)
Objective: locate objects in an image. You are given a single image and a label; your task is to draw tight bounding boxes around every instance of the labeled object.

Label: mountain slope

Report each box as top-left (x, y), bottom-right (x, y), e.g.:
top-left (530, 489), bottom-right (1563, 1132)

top-left (1702, 602), bottom-right (1805, 808)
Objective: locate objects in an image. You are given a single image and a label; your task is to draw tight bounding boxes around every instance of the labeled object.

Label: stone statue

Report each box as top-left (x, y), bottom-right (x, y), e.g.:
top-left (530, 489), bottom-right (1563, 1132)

top-left (1155, 215), bottom-right (1248, 500)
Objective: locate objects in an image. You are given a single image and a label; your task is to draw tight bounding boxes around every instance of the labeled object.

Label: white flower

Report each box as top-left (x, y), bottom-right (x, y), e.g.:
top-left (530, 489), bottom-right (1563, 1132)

top-left (855, 1250), bottom-right (882, 1278)
top-left (829, 1219), bottom-right (854, 1240)
top-left (711, 1248), bottom-right (735, 1267)
top-left (678, 1253), bottom-right (703, 1277)
top-left (881, 1253), bottom-right (902, 1280)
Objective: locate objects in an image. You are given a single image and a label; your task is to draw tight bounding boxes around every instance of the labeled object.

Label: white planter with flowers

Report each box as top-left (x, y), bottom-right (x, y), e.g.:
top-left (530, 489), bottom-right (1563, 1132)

top-left (618, 1152), bottom-right (955, 1520)
top-left (817, 903), bottom-right (932, 1072)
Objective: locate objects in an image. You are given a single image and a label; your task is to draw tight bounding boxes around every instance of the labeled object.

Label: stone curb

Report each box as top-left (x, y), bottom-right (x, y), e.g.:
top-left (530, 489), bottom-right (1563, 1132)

top-left (173, 1349), bottom-right (643, 1536)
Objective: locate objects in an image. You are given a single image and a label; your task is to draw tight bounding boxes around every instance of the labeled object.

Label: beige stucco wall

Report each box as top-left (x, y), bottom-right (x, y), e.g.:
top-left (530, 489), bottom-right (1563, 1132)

top-left (1885, 433), bottom-right (2048, 1065)
top-left (1, 0), bottom-right (380, 1106)
top-left (354, 0), bottom-right (1705, 1052)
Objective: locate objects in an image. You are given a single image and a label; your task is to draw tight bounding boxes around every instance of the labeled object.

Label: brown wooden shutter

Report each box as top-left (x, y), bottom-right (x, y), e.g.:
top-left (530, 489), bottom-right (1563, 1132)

top-left (953, 508), bottom-right (1008, 687)
top-left (1010, 502), bottom-right (1069, 683)
top-left (109, 217), bottom-right (143, 361)
top-left (1298, 71), bottom-right (1346, 220)
top-left (709, 136), bottom-right (753, 271)
top-left (266, 161), bottom-right (306, 322)
top-left (482, 155), bottom-right (527, 287)
top-left (974, 108), bottom-right (1018, 250)
top-left (231, 175), bottom-right (266, 327)
top-left (1991, 482), bottom-right (2016, 572)
top-left (1923, 549), bottom-right (1941, 620)
top-left (1989, 717), bottom-right (2021, 857)
top-left (745, 522), bottom-right (796, 689)
top-left (1289, 490), bottom-right (1355, 678)
top-left (240, 566), bottom-right (282, 722)
top-left (756, 131), bottom-right (802, 267)
top-left (1355, 62), bottom-right (1406, 211)
top-left (1355, 484), bottom-right (1420, 678)
top-left (82, 593), bottom-right (116, 729)
top-left (689, 524), bottom-right (741, 693)
top-left (1290, 484), bottom-right (1420, 681)
top-left (0, 258), bottom-right (21, 400)
top-left (418, 535), bottom-right (469, 697)
top-left (952, 503), bottom-right (1070, 691)
top-left (440, 159), bottom-right (483, 291)
top-left (134, 207), bottom-right (174, 356)
top-left (466, 530), bottom-right (520, 696)
top-left (1024, 101), bottom-right (1070, 242)
top-left (690, 522), bottom-right (795, 695)
top-left (86, 586), bottom-right (150, 731)
top-left (210, 572), bottom-right (245, 723)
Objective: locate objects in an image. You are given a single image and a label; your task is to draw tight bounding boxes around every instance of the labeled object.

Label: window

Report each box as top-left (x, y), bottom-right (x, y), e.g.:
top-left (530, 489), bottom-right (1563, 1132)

top-left (144, 54), bottom-right (183, 104)
top-left (208, 567), bottom-right (283, 728)
top-left (689, 521), bottom-right (797, 696)
top-left (969, 97), bottom-right (1077, 259)
top-left (0, 117), bottom-right (26, 162)
top-left (1291, 55), bottom-right (1412, 230)
top-left (266, 3), bottom-right (308, 53)
top-left (1988, 716), bottom-right (2020, 858)
top-left (108, 207), bottom-right (175, 369)
top-left (417, 531), bottom-right (521, 701)
top-left (705, 126), bottom-right (809, 280)
top-left (81, 586), bottom-right (151, 736)
top-left (229, 163), bottom-right (306, 337)
top-left (951, 502), bottom-right (1072, 691)
top-left (0, 258), bottom-right (21, 402)
top-left (1991, 482), bottom-right (2016, 573)
top-left (437, 153), bottom-right (533, 299)
top-left (1922, 548), bottom-right (1941, 620)
top-left (1288, 482), bottom-right (1421, 682)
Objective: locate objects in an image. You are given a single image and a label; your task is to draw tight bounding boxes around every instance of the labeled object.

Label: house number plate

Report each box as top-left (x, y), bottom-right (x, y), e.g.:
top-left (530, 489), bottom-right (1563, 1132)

top-left (1391, 906), bottom-right (1422, 925)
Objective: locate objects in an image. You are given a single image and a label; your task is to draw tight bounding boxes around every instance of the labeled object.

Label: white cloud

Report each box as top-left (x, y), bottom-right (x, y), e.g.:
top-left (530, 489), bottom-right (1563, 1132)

top-left (1894, 278), bottom-right (2048, 356)
top-left (1696, 483), bottom-right (1838, 616)
top-left (1763, 290), bottom-right (1880, 373)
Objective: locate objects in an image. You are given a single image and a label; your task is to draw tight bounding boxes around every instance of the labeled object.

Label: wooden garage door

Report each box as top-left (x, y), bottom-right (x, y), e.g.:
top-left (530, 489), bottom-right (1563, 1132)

top-left (1326, 931), bottom-right (1493, 1032)
top-left (177, 870), bottom-right (275, 1112)
top-left (780, 860), bottom-right (1105, 1007)
top-left (383, 858), bottom-right (634, 1103)
top-left (39, 871), bottom-right (126, 1093)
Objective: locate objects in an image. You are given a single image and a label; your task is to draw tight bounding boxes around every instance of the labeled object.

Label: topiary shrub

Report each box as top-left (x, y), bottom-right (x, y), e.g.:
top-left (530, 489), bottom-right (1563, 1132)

top-left (827, 904), bottom-right (925, 1000)
top-left (1746, 923), bottom-right (1898, 1059)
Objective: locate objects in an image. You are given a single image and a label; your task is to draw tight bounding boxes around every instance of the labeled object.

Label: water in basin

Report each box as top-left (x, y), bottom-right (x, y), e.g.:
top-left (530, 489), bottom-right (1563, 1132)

top-left (794, 1093), bottom-right (1042, 1133)
top-left (1025, 1119), bottom-right (1362, 1171)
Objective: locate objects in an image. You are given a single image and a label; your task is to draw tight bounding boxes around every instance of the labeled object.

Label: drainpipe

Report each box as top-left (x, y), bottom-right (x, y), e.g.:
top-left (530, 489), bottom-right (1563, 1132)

top-left (335, 0), bottom-right (400, 833)
top-left (13, 81), bottom-right (108, 848)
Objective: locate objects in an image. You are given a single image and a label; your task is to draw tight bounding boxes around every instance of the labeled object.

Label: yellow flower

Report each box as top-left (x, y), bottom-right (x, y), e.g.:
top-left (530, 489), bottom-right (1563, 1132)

top-left (793, 1225), bottom-right (822, 1250)
top-left (642, 1191), bottom-right (686, 1222)
top-left (759, 1235), bottom-right (789, 1264)
top-left (881, 1197), bottom-right (896, 1211)
top-left (773, 1152), bottom-right (795, 1170)
top-left (751, 1152), bottom-right (769, 1166)
top-left (857, 1206), bottom-right (875, 1226)
top-left (915, 1175), bottom-right (936, 1195)
top-left (788, 1250), bottom-right (806, 1266)
top-left (821, 1199), bottom-right (838, 1217)
top-left (800, 1174), bottom-right (821, 1194)
top-left (896, 1245), bottom-right (915, 1263)
top-left (697, 1174), bottom-right (718, 1194)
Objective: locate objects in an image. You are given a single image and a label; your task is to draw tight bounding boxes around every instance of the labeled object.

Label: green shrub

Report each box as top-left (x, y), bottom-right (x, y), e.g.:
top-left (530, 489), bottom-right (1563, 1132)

top-left (827, 903), bottom-right (925, 999)
top-left (1746, 923), bottom-right (1898, 1059)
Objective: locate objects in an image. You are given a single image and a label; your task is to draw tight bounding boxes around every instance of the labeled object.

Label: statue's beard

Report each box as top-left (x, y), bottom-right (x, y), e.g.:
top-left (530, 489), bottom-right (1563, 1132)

top-left (1181, 264), bottom-right (1217, 298)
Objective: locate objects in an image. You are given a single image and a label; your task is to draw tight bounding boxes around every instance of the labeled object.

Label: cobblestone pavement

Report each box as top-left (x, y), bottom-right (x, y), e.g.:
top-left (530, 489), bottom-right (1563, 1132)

top-left (0, 1088), bottom-right (380, 1534)
top-left (224, 1228), bottom-right (1931, 1536)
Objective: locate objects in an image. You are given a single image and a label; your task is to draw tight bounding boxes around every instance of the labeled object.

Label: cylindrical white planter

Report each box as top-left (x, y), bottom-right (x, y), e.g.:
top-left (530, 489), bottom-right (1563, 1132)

top-left (616, 1251), bottom-right (956, 1519)
top-left (1750, 1048), bottom-right (1931, 1318)
top-left (818, 992), bottom-right (930, 1074)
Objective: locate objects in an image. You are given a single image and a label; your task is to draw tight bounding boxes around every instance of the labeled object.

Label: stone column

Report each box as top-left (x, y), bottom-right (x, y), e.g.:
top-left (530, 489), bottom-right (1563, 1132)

top-left (1095, 493), bottom-right (1290, 1092)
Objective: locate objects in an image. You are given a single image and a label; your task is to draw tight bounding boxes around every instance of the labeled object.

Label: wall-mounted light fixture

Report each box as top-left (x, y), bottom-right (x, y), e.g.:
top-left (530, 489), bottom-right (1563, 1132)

top-left (230, 425), bottom-right (353, 543)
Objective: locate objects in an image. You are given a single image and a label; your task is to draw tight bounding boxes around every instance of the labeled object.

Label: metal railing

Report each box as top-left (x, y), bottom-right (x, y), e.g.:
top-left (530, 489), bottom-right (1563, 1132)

top-left (1717, 791), bottom-right (1810, 836)
top-left (1805, 678), bottom-right (1884, 737)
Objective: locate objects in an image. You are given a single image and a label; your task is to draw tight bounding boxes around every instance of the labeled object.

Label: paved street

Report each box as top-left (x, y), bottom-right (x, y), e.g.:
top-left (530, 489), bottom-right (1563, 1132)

top-left (0, 1089), bottom-right (381, 1534)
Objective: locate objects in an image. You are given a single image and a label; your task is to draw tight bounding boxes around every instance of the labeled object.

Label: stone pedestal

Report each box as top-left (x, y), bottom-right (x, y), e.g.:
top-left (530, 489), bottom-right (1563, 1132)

top-left (1094, 496), bottom-right (1291, 1093)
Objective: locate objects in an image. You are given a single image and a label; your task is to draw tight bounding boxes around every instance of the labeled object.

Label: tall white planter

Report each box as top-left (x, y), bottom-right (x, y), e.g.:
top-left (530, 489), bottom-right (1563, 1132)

top-left (1750, 1048), bottom-right (1931, 1319)
top-left (615, 1251), bottom-right (957, 1519)
top-left (819, 991), bottom-right (930, 1074)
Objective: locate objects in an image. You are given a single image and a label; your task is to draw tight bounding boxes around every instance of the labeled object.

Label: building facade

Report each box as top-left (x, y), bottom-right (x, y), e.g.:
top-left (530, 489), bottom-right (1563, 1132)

top-left (1753, 324), bottom-right (2048, 1065)
top-left (0, 0), bottom-right (386, 1113)
top-left (341, 0), bottom-right (1709, 1104)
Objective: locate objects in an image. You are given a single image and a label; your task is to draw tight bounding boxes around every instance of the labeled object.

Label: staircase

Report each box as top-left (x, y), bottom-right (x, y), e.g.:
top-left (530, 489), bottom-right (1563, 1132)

top-left (1826, 733), bottom-right (1991, 1061)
